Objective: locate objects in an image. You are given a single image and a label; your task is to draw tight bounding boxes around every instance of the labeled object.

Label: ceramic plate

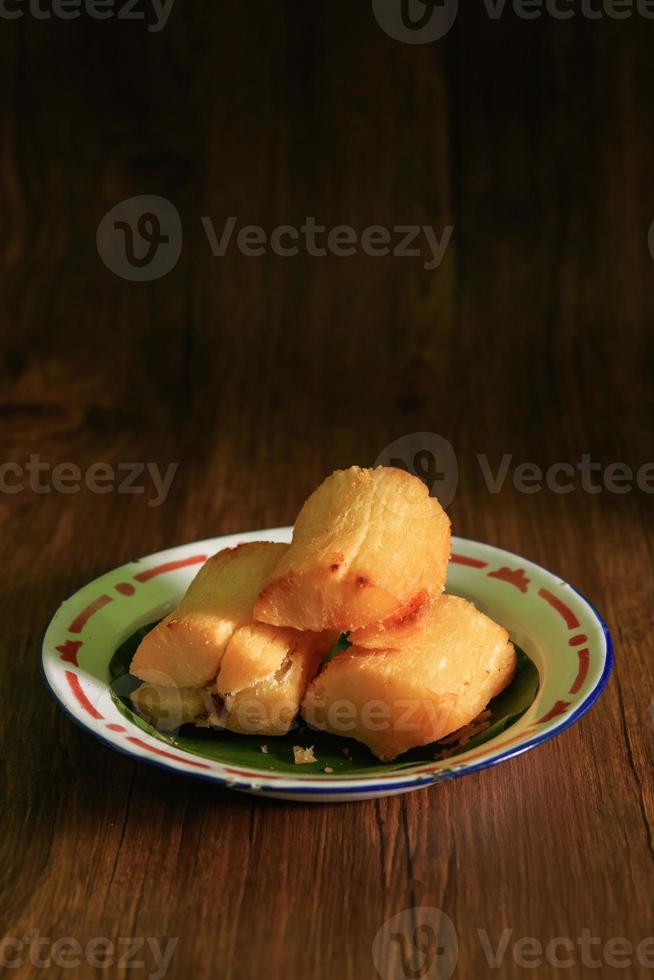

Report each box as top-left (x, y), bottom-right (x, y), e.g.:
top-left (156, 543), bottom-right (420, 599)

top-left (42, 529), bottom-right (613, 802)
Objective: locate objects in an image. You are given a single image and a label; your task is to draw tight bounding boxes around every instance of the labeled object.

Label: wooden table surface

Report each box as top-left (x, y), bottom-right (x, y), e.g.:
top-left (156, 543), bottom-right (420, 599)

top-left (2, 3), bottom-right (653, 978)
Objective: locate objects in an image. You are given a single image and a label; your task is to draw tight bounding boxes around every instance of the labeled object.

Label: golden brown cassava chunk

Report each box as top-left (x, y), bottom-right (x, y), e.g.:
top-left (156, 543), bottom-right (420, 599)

top-left (130, 683), bottom-right (214, 732)
top-left (302, 595), bottom-right (516, 761)
top-left (130, 542), bottom-right (288, 689)
top-left (254, 467), bottom-right (451, 632)
top-left (215, 623), bottom-right (337, 736)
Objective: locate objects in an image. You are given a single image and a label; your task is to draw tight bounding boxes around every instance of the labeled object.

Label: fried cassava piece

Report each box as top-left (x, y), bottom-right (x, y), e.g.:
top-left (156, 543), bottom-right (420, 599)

top-left (129, 541), bottom-right (336, 735)
top-left (302, 595), bottom-right (516, 761)
top-left (130, 683), bottom-right (214, 732)
top-left (130, 541), bottom-right (289, 689)
top-left (131, 624), bottom-right (336, 736)
top-left (214, 623), bottom-right (338, 735)
top-left (254, 466), bottom-right (451, 633)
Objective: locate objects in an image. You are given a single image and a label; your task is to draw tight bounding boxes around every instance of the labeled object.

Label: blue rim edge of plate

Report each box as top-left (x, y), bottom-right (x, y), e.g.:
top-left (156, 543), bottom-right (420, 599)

top-left (40, 546), bottom-right (615, 799)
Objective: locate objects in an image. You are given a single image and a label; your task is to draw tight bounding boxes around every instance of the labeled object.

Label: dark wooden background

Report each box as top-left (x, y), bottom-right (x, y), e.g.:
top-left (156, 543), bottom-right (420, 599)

top-left (1, 1), bottom-right (653, 977)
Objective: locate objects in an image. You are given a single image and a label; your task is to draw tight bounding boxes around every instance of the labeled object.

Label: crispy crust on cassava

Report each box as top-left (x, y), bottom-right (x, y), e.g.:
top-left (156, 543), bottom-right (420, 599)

top-left (302, 595), bottom-right (516, 761)
top-left (348, 589), bottom-right (432, 648)
top-left (215, 623), bottom-right (337, 735)
top-left (254, 466), bottom-right (451, 632)
top-left (130, 541), bottom-right (288, 689)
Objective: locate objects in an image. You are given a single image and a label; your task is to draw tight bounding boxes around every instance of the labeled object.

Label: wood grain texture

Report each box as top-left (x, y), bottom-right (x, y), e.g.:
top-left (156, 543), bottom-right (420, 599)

top-left (1, 2), bottom-right (653, 977)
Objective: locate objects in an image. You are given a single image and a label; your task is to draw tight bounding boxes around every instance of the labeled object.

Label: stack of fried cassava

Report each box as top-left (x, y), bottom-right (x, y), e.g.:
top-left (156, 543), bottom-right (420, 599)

top-left (129, 467), bottom-right (516, 760)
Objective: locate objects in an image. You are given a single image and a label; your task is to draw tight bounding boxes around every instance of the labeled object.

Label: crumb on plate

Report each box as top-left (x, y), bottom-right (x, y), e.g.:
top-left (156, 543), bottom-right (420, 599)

top-left (293, 745), bottom-right (317, 765)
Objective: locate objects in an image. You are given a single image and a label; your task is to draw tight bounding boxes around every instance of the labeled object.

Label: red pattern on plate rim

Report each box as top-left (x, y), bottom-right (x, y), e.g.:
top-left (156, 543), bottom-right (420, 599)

top-left (570, 649), bottom-right (590, 694)
top-left (126, 737), bottom-right (211, 769)
top-left (536, 587), bottom-right (591, 695)
top-left (224, 766), bottom-right (282, 780)
top-left (451, 553), bottom-right (487, 569)
top-left (65, 671), bottom-right (103, 720)
top-left (536, 700), bottom-right (571, 724)
top-left (487, 566), bottom-right (530, 593)
top-left (538, 588), bottom-right (580, 629)
top-left (134, 555), bottom-right (208, 583)
top-left (68, 595), bottom-right (113, 634)
top-left (56, 640), bottom-right (83, 667)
